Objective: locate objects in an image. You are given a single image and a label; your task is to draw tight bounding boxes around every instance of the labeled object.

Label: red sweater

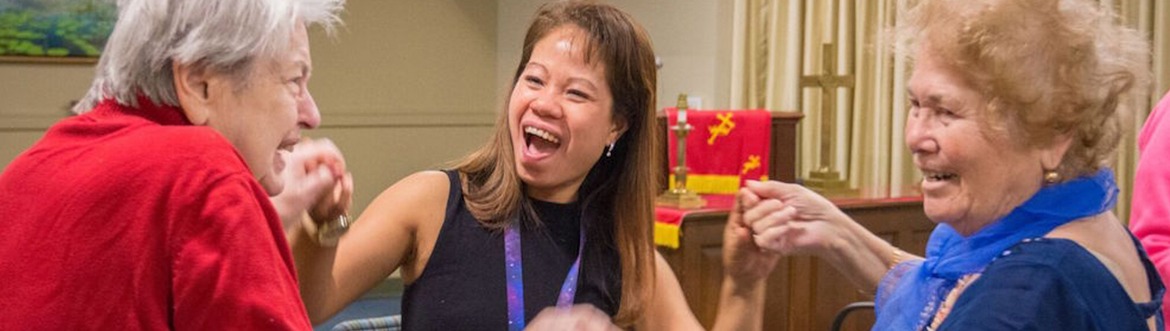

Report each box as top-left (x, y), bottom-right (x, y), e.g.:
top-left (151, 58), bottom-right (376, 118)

top-left (0, 99), bottom-right (311, 330)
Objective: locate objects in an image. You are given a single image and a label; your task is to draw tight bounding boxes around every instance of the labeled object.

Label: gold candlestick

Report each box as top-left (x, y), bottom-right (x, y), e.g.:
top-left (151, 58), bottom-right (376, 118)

top-left (658, 94), bottom-right (705, 209)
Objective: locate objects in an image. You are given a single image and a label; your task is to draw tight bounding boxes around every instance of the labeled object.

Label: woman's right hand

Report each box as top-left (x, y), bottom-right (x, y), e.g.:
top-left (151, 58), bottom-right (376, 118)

top-left (741, 180), bottom-right (852, 257)
top-left (742, 180), bottom-right (913, 292)
top-left (526, 304), bottom-right (620, 331)
top-left (270, 137), bottom-right (352, 233)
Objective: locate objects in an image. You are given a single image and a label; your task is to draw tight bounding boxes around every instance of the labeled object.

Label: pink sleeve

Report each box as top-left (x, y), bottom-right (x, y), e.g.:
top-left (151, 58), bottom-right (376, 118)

top-left (1129, 90), bottom-right (1170, 322)
top-left (171, 175), bottom-right (312, 330)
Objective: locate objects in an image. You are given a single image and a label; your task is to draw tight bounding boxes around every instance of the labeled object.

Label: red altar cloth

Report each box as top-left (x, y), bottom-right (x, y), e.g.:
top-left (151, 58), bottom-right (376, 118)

top-left (656, 194), bottom-right (736, 226)
top-left (654, 194), bottom-right (736, 248)
top-left (665, 108), bottom-right (771, 194)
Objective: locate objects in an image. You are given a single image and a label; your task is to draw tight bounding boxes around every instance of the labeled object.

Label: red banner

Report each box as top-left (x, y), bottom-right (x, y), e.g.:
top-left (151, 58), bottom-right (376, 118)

top-left (665, 108), bottom-right (771, 194)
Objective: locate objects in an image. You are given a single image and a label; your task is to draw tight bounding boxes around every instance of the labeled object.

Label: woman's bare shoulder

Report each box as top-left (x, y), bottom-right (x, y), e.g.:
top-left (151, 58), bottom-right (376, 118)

top-left (363, 170), bottom-right (451, 230)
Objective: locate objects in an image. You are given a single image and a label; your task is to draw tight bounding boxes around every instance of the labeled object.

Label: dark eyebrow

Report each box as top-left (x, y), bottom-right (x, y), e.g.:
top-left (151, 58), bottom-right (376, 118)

top-left (567, 77), bottom-right (598, 92)
top-left (521, 62), bottom-right (599, 92)
top-left (923, 94), bottom-right (943, 105)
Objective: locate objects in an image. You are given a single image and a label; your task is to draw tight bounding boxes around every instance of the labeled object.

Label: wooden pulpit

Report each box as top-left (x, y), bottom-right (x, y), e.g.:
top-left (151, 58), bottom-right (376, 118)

top-left (654, 112), bottom-right (935, 331)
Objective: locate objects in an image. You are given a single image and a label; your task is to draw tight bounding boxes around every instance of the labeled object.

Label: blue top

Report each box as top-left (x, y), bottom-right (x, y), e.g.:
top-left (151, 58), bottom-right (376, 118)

top-left (874, 170), bottom-right (1136, 330)
top-left (938, 236), bottom-right (1164, 330)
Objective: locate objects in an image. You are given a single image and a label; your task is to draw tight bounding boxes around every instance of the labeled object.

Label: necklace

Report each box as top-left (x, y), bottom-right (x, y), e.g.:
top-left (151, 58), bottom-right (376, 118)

top-left (926, 273), bottom-right (982, 330)
top-left (504, 219), bottom-right (585, 331)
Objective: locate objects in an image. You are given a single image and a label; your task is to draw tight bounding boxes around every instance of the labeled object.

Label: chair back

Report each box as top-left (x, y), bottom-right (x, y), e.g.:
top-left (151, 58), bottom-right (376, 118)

top-left (829, 301), bottom-right (875, 331)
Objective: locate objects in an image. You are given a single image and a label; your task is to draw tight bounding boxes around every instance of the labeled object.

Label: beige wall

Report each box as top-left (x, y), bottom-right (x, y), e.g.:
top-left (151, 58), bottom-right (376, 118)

top-left (497, 0), bottom-right (735, 111)
top-left (0, 0), bottom-right (732, 215)
top-left (0, 62), bottom-right (95, 164)
top-left (307, 0), bottom-right (498, 215)
top-left (0, 0), bottom-right (499, 216)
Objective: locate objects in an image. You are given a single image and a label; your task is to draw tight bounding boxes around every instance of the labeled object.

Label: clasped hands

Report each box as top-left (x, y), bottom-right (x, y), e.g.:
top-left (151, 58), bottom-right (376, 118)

top-left (270, 137), bottom-right (354, 242)
top-left (735, 180), bottom-right (850, 258)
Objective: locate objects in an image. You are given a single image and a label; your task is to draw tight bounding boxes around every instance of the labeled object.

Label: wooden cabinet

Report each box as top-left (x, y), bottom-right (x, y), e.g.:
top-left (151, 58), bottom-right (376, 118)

top-left (658, 198), bottom-right (935, 331)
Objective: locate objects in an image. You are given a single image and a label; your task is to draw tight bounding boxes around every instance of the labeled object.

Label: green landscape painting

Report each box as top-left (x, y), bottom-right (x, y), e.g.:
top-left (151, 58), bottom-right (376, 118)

top-left (0, 0), bottom-right (116, 59)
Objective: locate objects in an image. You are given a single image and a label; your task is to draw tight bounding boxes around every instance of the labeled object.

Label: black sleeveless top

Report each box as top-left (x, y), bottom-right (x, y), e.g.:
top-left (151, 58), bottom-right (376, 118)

top-left (400, 170), bottom-right (622, 330)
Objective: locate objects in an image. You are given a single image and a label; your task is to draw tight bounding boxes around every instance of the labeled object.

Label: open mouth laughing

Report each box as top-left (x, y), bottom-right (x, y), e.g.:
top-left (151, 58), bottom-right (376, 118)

top-left (523, 125), bottom-right (562, 159)
top-left (273, 138), bottom-right (299, 174)
top-left (919, 167), bottom-right (959, 194)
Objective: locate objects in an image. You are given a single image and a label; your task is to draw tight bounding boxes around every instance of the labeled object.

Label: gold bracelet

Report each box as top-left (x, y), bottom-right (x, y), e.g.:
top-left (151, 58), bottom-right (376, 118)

top-left (888, 248), bottom-right (906, 271)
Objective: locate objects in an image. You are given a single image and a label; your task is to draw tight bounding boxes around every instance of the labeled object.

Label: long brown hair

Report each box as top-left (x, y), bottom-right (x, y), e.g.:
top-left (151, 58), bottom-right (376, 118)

top-left (453, 0), bottom-right (659, 326)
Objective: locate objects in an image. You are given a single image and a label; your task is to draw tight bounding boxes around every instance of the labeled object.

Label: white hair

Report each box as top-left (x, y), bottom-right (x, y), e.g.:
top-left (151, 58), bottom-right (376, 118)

top-left (73, 0), bottom-right (344, 113)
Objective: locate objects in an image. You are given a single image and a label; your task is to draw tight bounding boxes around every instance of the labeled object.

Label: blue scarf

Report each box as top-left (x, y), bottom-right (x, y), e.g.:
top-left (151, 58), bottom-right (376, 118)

top-left (873, 169), bottom-right (1118, 330)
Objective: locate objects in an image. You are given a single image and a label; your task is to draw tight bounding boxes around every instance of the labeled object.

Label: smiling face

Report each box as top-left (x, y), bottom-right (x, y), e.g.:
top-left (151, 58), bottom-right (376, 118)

top-left (905, 47), bottom-right (1064, 235)
top-left (205, 23), bottom-right (320, 196)
top-left (508, 25), bottom-right (622, 203)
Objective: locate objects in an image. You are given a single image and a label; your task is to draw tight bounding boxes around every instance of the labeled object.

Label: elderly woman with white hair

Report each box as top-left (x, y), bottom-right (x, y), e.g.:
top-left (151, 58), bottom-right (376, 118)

top-left (0, 0), bottom-right (349, 329)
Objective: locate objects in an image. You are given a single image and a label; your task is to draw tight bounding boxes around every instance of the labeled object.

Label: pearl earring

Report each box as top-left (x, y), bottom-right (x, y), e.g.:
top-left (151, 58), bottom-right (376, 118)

top-left (606, 142), bottom-right (616, 157)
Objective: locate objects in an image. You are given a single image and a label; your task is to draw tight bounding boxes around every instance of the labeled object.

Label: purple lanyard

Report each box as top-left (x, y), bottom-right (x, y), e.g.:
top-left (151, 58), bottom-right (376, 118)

top-left (505, 220), bottom-right (585, 331)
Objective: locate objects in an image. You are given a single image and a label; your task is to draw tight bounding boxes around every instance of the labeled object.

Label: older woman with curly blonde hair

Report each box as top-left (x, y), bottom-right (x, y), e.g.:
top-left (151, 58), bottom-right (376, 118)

top-left (738, 0), bottom-right (1161, 329)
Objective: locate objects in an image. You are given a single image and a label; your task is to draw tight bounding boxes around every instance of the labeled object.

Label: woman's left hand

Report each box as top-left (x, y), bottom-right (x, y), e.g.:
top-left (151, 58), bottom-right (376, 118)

top-left (722, 187), bottom-right (782, 285)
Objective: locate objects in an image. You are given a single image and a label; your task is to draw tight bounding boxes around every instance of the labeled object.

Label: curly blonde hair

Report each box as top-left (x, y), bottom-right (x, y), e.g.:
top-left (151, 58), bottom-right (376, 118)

top-left (895, 0), bottom-right (1150, 179)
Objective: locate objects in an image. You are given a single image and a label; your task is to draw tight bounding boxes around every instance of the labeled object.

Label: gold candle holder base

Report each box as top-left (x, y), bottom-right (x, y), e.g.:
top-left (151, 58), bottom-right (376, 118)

top-left (657, 189), bottom-right (706, 209)
top-left (803, 169), bottom-right (857, 197)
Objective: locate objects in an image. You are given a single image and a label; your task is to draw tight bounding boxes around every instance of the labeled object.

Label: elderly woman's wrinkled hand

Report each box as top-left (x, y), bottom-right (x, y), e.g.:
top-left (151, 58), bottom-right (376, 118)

top-left (740, 180), bottom-right (849, 257)
top-left (269, 138), bottom-right (353, 232)
top-left (525, 304), bottom-right (620, 331)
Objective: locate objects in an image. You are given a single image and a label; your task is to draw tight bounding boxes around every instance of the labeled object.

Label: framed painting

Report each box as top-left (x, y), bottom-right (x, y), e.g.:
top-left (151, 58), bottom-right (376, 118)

top-left (0, 0), bottom-right (117, 64)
